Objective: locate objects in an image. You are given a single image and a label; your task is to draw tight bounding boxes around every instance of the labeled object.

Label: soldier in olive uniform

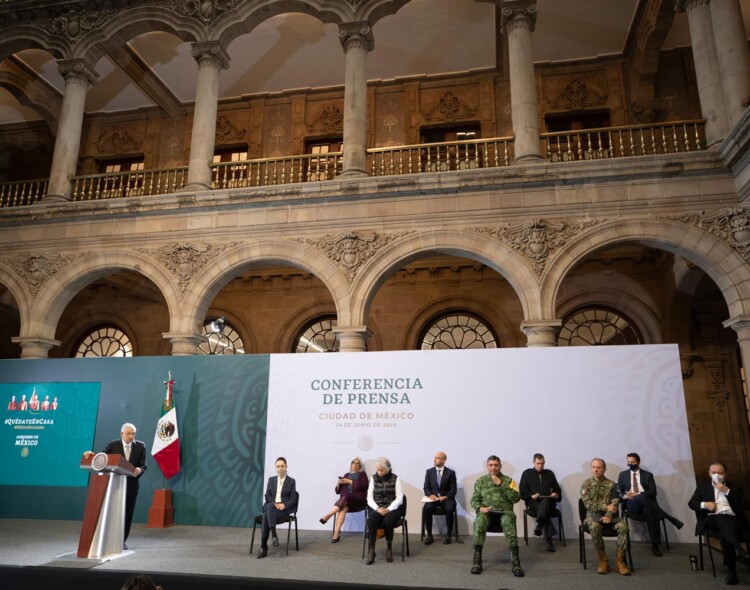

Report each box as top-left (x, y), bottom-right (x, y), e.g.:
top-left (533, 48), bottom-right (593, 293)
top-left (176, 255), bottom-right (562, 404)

top-left (470, 455), bottom-right (524, 577)
top-left (580, 458), bottom-right (631, 575)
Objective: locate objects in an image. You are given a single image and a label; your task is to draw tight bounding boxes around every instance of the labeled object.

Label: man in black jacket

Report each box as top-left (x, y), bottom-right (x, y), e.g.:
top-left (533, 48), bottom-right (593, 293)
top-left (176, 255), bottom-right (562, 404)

top-left (257, 457), bottom-right (297, 558)
top-left (519, 453), bottom-right (561, 552)
top-left (423, 451), bottom-right (457, 545)
top-left (689, 461), bottom-right (750, 586)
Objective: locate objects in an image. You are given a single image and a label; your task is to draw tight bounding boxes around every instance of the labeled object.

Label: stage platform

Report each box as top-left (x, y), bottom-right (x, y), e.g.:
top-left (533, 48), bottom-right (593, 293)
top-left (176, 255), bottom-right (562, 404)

top-left (0, 518), bottom-right (741, 590)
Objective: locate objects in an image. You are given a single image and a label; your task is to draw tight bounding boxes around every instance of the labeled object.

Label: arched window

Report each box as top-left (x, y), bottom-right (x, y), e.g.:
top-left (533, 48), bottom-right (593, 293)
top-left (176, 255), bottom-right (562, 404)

top-left (198, 318), bottom-right (245, 355)
top-left (558, 307), bottom-right (641, 346)
top-left (419, 312), bottom-right (498, 350)
top-left (294, 316), bottom-right (339, 353)
top-left (74, 325), bottom-right (133, 357)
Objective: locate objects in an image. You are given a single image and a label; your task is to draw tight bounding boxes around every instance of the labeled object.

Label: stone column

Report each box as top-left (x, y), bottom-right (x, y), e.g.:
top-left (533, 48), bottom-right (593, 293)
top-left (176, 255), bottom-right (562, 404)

top-left (723, 315), bottom-right (750, 387)
top-left (338, 22), bottom-right (374, 177)
top-left (332, 325), bottom-right (370, 352)
top-left (11, 336), bottom-right (61, 359)
top-left (675, 0), bottom-right (729, 145)
top-left (501, 1), bottom-right (542, 163)
top-left (164, 332), bottom-right (203, 356)
top-left (44, 59), bottom-right (97, 202)
top-left (520, 320), bottom-right (562, 347)
top-left (184, 41), bottom-right (230, 191)
top-left (710, 0), bottom-right (750, 128)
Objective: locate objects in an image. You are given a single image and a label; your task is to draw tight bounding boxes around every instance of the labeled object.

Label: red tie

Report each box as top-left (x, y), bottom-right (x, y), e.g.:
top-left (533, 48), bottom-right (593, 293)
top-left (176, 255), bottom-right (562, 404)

top-left (632, 472), bottom-right (639, 494)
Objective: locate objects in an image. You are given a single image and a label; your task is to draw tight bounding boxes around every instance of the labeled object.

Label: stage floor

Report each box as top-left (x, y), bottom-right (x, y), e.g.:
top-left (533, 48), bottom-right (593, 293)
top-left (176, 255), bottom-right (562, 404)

top-left (0, 518), bottom-right (743, 590)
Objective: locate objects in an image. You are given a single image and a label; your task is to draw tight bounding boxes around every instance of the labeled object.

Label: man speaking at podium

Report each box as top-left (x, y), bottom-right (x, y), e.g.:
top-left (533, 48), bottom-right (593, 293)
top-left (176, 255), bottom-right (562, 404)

top-left (83, 422), bottom-right (148, 549)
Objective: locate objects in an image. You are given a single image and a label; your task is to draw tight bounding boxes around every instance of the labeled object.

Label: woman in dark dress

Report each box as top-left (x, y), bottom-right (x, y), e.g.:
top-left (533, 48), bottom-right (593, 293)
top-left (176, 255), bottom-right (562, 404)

top-left (319, 457), bottom-right (368, 542)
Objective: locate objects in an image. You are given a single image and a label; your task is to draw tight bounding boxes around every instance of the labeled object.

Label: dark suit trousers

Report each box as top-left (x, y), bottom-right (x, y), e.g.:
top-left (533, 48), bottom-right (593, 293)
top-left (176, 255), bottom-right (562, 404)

top-left (124, 478), bottom-right (139, 541)
top-left (423, 498), bottom-right (456, 534)
top-left (527, 498), bottom-right (556, 524)
top-left (625, 495), bottom-right (666, 544)
top-left (367, 508), bottom-right (404, 543)
top-left (704, 514), bottom-right (744, 570)
top-left (261, 502), bottom-right (291, 545)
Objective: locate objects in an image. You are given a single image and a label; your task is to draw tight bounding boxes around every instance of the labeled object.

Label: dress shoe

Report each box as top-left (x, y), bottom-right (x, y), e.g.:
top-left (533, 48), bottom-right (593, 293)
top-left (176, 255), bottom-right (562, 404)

top-left (534, 522), bottom-right (542, 537)
top-left (443, 536), bottom-right (452, 545)
top-left (122, 543), bottom-right (128, 551)
top-left (424, 534), bottom-right (434, 545)
top-left (546, 539), bottom-right (555, 552)
top-left (652, 544), bottom-right (663, 557)
top-left (670, 517), bottom-right (684, 530)
top-left (331, 536), bottom-right (340, 543)
top-left (319, 518), bottom-right (327, 525)
top-left (725, 571), bottom-right (739, 585)
top-left (271, 535), bottom-right (279, 548)
top-left (256, 547), bottom-right (268, 559)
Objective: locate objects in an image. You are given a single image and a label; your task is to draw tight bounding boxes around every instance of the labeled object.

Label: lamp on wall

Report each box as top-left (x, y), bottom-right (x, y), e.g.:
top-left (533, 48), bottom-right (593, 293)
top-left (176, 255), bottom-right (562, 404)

top-left (211, 317), bottom-right (226, 334)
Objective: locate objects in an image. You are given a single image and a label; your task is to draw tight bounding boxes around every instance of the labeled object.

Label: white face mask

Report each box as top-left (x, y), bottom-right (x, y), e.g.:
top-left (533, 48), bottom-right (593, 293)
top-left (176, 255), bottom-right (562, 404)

top-left (711, 472), bottom-right (725, 484)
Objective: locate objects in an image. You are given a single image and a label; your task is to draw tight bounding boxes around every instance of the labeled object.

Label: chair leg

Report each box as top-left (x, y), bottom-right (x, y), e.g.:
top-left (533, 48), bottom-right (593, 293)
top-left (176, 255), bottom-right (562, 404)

top-left (294, 519), bottom-right (299, 551)
top-left (706, 533), bottom-right (717, 578)
top-left (699, 533), bottom-right (705, 571)
top-left (662, 519), bottom-right (670, 550)
top-left (558, 513), bottom-right (566, 546)
top-left (250, 520), bottom-right (257, 554)
top-left (579, 527), bottom-right (587, 569)
top-left (405, 521), bottom-right (410, 557)
top-left (523, 509), bottom-right (528, 545)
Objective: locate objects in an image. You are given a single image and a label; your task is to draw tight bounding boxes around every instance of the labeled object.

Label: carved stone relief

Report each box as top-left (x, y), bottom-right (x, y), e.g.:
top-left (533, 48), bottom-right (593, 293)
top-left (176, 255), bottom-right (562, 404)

top-left (163, 0), bottom-right (243, 23)
top-left (664, 206), bottom-right (750, 262)
top-left (474, 218), bottom-right (603, 274)
top-left (97, 125), bottom-right (141, 155)
top-left (307, 105), bottom-right (344, 134)
top-left (263, 105), bottom-right (292, 158)
top-left (375, 94), bottom-right (404, 147)
top-left (215, 114), bottom-right (247, 145)
top-left (296, 230), bottom-right (415, 283)
top-left (39, 8), bottom-right (121, 40)
top-left (422, 91), bottom-right (478, 123)
top-left (703, 356), bottom-right (730, 410)
top-left (5, 252), bottom-right (85, 298)
top-left (136, 242), bottom-right (238, 294)
top-left (159, 117), bottom-right (185, 167)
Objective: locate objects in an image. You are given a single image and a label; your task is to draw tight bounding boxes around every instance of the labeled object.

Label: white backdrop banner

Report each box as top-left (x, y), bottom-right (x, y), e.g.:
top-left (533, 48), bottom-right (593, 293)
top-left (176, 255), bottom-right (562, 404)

top-left (266, 345), bottom-right (696, 542)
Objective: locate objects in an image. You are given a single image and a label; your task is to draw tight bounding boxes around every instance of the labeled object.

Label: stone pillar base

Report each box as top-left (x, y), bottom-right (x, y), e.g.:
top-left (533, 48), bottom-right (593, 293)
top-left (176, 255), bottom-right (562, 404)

top-left (332, 325), bottom-right (370, 352)
top-left (338, 168), bottom-right (368, 178)
top-left (520, 320), bottom-right (562, 347)
top-left (42, 193), bottom-right (72, 203)
top-left (12, 336), bottom-right (61, 359)
top-left (163, 332), bottom-right (203, 356)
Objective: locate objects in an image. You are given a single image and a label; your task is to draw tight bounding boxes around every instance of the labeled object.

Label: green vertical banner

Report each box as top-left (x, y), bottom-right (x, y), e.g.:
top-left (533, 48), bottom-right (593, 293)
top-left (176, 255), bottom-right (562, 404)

top-left (1, 382), bottom-right (100, 487)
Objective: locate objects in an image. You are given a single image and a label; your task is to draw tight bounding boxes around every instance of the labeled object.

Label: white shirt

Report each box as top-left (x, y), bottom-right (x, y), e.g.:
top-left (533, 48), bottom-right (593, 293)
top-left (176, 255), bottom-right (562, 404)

top-left (367, 474), bottom-right (404, 512)
top-left (701, 484), bottom-right (736, 516)
top-left (275, 476), bottom-right (286, 503)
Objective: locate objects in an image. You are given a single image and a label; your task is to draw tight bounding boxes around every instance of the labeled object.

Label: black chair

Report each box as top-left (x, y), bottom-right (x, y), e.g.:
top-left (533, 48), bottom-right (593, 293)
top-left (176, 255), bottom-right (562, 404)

top-left (249, 491), bottom-right (299, 556)
top-left (578, 498), bottom-right (633, 570)
top-left (421, 502), bottom-right (462, 543)
top-left (622, 508), bottom-right (670, 550)
top-left (331, 504), bottom-right (366, 536)
top-left (362, 495), bottom-right (410, 561)
top-left (698, 527), bottom-right (750, 577)
top-left (523, 505), bottom-right (566, 546)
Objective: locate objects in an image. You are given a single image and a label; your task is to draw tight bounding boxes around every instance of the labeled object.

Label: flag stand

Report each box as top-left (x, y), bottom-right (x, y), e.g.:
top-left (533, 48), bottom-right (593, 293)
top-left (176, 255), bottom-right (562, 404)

top-left (147, 488), bottom-right (174, 528)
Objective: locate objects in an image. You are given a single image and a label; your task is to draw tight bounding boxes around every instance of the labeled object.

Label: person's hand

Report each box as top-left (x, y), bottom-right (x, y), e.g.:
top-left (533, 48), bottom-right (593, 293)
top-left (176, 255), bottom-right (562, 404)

top-left (276, 502), bottom-right (285, 510)
top-left (601, 515), bottom-right (612, 524)
top-left (83, 451), bottom-right (93, 458)
top-left (550, 492), bottom-right (559, 499)
top-left (340, 478), bottom-right (351, 485)
top-left (531, 493), bottom-right (540, 500)
top-left (704, 501), bottom-right (717, 512)
top-left (429, 494), bottom-right (438, 501)
top-left (134, 467), bottom-right (142, 476)
top-left (713, 481), bottom-right (730, 494)
top-left (491, 474), bottom-right (502, 486)
top-left (377, 507), bottom-right (389, 515)
top-left (438, 495), bottom-right (446, 502)
top-left (479, 506), bottom-right (491, 514)
top-left (606, 503), bottom-right (617, 513)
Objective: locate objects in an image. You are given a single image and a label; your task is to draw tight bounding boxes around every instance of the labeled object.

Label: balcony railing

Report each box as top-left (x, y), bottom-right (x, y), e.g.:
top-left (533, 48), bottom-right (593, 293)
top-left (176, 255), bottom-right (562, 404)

top-left (367, 137), bottom-right (514, 176)
top-left (541, 120), bottom-right (705, 162)
top-left (0, 120), bottom-right (706, 207)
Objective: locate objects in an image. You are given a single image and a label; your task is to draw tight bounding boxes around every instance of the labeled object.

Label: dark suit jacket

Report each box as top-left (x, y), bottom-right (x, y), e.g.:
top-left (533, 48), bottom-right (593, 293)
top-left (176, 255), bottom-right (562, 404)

top-left (265, 475), bottom-right (297, 512)
top-left (616, 468), bottom-right (657, 501)
top-left (519, 468), bottom-right (562, 504)
top-left (102, 439), bottom-right (148, 482)
top-left (688, 479), bottom-right (749, 535)
top-left (423, 466), bottom-right (457, 499)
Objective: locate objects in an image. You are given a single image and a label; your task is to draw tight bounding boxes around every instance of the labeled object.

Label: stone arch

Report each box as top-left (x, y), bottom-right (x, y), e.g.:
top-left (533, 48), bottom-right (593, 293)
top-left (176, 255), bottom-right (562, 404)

top-left (0, 262), bottom-right (32, 327)
top-left (23, 252), bottom-right (180, 343)
top-left (0, 28), bottom-right (70, 64)
top-left (180, 240), bottom-right (349, 335)
top-left (402, 294), bottom-right (520, 350)
top-left (72, 9), bottom-right (204, 63)
top-left (0, 65), bottom-right (60, 131)
top-left (356, 0), bottom-right (414, 24)
top-left (213, 0), bottom-right (348, 48)
top-left (58, 310), bottom-right (142, 358)
top-left (349, 229), bottom-right (540, 327)
top-left (555, 289), bottom-right (663, 345)
top-left (540, 219), bottom-right (750, 320)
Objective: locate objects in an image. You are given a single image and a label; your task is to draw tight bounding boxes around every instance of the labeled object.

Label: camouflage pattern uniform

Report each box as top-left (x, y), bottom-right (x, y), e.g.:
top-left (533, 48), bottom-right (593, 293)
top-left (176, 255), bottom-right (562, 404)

top-left (580, 475), bottom-right (629, 550)
top-left (471, 473), bottom-right (521, 549)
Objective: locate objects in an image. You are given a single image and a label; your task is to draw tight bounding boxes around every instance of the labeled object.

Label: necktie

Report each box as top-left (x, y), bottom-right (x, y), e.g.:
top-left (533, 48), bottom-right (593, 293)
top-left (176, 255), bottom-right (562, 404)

top-left (125, 444), bottom-right (131, 461)
top-left (437, 469), bottom-right (442, 486)
top-left (632, 472), bottom-right (639, 494)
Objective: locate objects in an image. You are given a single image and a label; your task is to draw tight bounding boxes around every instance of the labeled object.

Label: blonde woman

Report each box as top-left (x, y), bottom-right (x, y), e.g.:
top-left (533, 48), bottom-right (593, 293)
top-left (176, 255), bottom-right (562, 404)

top-left (320, 457), bottom-right (368, 542)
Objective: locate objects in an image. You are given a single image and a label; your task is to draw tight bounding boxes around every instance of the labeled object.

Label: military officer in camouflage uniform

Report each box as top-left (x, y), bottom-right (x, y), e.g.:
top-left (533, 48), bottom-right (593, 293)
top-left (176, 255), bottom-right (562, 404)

top-left (580, 458), bottom-right (631, 575)
top-left (470, 455), bottom-right (524, 577)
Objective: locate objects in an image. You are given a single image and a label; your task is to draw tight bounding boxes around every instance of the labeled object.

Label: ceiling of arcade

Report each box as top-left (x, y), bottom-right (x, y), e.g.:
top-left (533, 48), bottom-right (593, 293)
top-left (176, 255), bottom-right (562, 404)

top-left (1, 0), bottom-right (749, 127)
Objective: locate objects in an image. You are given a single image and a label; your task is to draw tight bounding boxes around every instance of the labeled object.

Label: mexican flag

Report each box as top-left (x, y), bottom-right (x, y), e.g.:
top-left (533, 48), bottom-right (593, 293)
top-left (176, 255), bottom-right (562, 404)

top-left (151, 372), bottom-right (180, 479)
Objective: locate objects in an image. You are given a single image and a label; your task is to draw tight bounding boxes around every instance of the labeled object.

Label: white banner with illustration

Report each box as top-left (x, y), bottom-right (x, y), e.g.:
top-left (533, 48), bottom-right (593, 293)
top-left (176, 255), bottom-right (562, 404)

top-left (266, 345), bottom-right (696, 542)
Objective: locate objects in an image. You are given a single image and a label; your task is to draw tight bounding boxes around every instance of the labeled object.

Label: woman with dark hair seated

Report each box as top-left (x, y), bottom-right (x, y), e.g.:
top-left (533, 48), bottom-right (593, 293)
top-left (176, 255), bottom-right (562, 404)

top-left (319, 456), bottom-right (368, 542)
top-left (365, 457), bottom-right (403, 564)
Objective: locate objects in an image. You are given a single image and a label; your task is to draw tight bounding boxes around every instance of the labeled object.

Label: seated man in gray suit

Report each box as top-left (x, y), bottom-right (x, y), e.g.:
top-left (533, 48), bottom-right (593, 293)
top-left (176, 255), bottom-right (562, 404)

top-left (423, 451), bottom-right (457, 545)
top-left (616, 452), bottom-right (683, 556)
top-left (257, 456), bottom-right (297, 558)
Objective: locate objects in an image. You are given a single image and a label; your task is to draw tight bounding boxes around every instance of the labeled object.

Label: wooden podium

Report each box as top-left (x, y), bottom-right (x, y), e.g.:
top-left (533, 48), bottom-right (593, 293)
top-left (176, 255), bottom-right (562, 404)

top-left (77, 453), bottom-right (135, 558)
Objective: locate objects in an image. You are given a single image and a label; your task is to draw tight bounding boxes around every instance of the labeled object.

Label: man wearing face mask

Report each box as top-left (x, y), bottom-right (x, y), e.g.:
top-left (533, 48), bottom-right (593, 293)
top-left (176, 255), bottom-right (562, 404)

top-left (688, 461), bottom-right (750, 586)
top-left (616, 452), bottom-right (683, 556)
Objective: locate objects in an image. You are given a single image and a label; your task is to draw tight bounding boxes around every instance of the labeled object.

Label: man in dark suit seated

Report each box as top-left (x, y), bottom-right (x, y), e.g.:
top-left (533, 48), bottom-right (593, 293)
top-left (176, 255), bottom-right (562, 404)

top-left (423, 451), bottom-right (457, 545)
top-left (616, 452), bottom-right (683, 556)
top-left (520, 453), bottom-right (561, 552)
top-left (689, 461), bottom-right (750, 586)
top-left (257, 456), bottom-right (297, 558)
